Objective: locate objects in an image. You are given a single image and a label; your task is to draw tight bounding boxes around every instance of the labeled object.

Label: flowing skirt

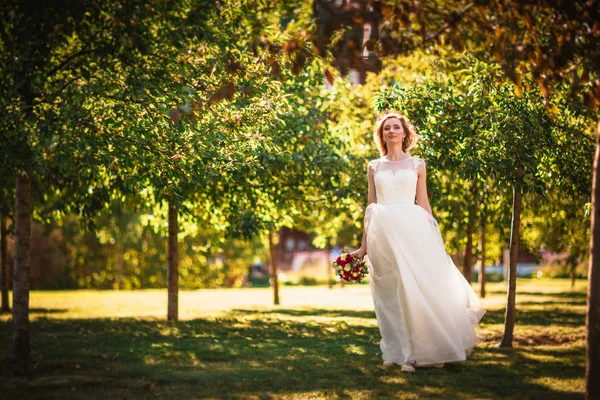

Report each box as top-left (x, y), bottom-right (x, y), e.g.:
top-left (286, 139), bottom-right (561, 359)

top-left (366, 203), bottom-right (485, 366)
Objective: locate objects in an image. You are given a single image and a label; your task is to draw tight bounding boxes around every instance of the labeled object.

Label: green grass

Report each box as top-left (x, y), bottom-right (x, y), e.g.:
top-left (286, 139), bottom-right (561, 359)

top-left (0, 279), bottom-right (588, 399)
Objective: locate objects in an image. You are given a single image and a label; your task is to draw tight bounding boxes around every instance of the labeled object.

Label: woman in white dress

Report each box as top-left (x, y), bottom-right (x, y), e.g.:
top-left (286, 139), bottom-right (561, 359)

top-left (351, 112), bottom-right (485, 372)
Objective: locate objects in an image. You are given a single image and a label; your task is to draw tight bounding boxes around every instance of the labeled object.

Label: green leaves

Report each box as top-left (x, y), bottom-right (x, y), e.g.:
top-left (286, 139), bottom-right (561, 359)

top-left (311, 0), bottom-right (600, 111)
top-left (372, 54), bottom-right (593, 258)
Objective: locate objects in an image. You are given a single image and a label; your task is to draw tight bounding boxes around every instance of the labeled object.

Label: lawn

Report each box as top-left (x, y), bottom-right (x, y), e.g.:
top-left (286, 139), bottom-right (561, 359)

top-left (0, 279), bottom-right (588, 399)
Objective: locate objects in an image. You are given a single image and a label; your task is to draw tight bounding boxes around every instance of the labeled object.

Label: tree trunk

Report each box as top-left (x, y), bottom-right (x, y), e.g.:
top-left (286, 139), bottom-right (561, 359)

top-left (464, 218), bottom-right (474, 284)
top-left (500, 183), bottom-right (522, 348)
top-left (117, 244), bottom-right (124, 290)
top-left (586, 122), bottom-right (600, 400)
top-left (463, 183), bottom-right (478, 283)
top-left (326, 243), bottom-right (333, 289)
top-left (268, 230), bottom-right (280, 305)
top-left (1, 215), bottom-right (10, 313)
top-left (503, 247), bottom-right (510, 285)
top-left (12, 172), bottom-right (32, 375)
top-left (479, 215), bottom-right (486, 299)
top-left (167, 203), bottom-right (178, 321)
top-left (571, 264), bottom-right (576, 289)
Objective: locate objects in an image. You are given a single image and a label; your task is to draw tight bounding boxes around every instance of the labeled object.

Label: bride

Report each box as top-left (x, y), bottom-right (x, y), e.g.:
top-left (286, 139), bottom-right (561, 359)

top-left (351, 112), bottom-right (485, 372)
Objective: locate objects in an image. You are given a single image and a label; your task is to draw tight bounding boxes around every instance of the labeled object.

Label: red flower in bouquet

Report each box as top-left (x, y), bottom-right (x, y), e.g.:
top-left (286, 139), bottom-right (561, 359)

top-left (332, 247), bottom-right (369, 283)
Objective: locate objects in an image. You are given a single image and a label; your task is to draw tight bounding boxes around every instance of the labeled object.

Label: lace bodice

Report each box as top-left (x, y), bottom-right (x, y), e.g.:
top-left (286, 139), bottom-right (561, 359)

top-left (369, 157), bottom-right (424, 205)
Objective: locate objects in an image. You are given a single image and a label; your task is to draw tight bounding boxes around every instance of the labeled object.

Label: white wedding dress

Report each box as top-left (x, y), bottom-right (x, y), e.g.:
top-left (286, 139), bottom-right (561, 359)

top-left (365, 157), bottom-right (485, 366)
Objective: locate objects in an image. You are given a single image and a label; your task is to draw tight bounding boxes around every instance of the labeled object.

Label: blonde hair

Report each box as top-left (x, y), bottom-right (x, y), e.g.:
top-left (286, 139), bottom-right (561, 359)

top-left (374, 112), bottom-right (419, 156)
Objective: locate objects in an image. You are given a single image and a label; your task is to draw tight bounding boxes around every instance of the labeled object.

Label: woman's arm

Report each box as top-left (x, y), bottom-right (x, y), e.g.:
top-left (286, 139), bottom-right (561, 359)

top-left (351, 163), bottom-right (377, 259)
top-left (415, 160), bottom-right (434, 217)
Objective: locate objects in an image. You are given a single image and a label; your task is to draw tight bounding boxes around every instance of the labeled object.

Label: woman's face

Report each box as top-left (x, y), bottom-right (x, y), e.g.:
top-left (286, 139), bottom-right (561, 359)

top-left (382, 117), bottom-right (405, 144)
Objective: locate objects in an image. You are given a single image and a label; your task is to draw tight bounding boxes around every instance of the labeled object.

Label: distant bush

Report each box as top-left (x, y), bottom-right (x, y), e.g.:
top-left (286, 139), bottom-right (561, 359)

top-left (247, 275), bottom-right (271, 288)
top-left (282, 276), bottom-right (331, 286)
top-left (539, 262), bottom-right (588, 279)
top-left (472, 271), bottom-right (504, 283)
top-left (298, 276), bottom-right (319, 286)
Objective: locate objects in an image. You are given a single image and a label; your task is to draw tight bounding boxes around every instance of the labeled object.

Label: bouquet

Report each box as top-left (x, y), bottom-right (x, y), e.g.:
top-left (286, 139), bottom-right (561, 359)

top-left (332, 247), bottom-right (369, 283)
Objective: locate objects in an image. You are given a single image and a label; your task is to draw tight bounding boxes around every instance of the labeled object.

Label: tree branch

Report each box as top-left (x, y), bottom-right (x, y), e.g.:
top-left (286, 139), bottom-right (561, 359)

top-left (27, 76), bottom-right (80, 109)
top-left (402, 3), bottom-right (475, 55)
top-left (46, 48), bottom-right (99, 78)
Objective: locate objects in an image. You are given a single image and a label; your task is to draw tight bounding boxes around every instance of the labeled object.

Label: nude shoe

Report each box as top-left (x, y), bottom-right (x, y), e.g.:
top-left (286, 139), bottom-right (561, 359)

top-left (401, 361), bottom-right (416, 372)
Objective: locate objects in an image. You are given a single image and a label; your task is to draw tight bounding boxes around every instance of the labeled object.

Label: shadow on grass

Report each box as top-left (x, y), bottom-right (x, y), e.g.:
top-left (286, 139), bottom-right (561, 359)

top-left (0, 307), bottom-right (585, 400)
top-left (487, 290), bottom-right (586, 299)
top-left (29, 308), bottom-right (69, 314)
top-left (480, 308), bottom-right (584, 327)
top-left (518, 300), bottom-right (587, 306)
top-left (232, 308), bottom-right (377, 319)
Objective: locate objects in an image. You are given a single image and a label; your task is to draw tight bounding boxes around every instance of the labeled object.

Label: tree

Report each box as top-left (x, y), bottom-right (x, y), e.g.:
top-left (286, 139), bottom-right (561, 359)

top-left (0, 0), bottom-right (229, 372)
top-left (0, 181), bottom-right (12, 313)
top-left (1, 215), bottom-right (9, 313)
top-left (215, 57), bottom-right (348, 305)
